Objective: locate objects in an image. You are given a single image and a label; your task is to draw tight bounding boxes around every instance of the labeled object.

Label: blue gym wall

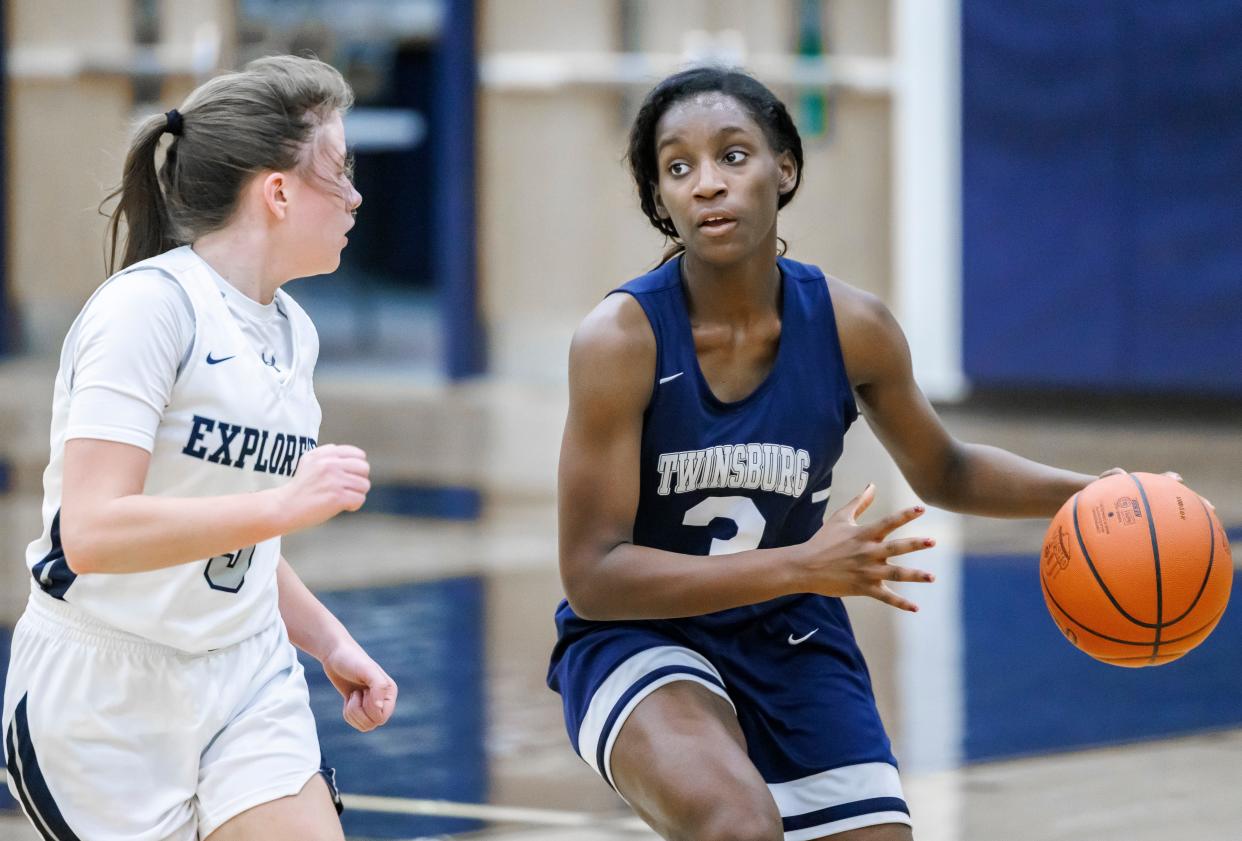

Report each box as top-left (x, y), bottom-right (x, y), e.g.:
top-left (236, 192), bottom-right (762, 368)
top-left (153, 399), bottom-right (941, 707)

top-left (961, 1), bottom-right (1242, 395)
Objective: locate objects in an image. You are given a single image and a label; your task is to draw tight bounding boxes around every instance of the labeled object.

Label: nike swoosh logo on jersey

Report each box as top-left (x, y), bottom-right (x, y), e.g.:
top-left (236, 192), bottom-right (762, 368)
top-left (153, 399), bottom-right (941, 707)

top-left (788, 628), bottom-right (819, 645)
top-left (206, 353), bottom-right (236, 365)
top-left (659, 371), bottom-right (684, 384)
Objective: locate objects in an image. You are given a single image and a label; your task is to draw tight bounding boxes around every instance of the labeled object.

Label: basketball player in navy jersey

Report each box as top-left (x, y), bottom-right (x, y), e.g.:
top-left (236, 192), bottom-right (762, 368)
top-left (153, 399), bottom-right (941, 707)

top-left (547, 68), bottom-right (1163, 841)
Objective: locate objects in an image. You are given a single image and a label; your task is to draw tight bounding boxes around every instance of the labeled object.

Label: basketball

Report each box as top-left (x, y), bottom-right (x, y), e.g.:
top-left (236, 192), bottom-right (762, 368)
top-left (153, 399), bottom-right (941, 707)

top-left (1040, 472), bottom-right (1232, 667)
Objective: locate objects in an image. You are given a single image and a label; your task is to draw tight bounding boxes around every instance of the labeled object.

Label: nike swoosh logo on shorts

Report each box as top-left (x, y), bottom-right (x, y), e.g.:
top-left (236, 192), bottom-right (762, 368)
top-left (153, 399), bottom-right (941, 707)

top-left (659, 371), bottom-right (684, 384)
top-left (206, 352), bottom-right (236, 365)
top-left (788, 629), bottom-right (819, 645)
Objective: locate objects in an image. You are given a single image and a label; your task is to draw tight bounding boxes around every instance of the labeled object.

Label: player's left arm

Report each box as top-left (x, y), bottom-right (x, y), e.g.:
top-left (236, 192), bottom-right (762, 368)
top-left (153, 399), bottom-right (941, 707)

top-left (831, 279), bottom-right (1100, 519)
top-left (277, 557), bottom-right (397, 732)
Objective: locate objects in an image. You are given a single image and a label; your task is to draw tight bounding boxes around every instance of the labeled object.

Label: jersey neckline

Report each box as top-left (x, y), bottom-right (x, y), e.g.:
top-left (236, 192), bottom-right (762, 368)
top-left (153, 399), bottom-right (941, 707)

top-left (182, 246), bottom-right (303, 391)
top-left (670, 255), bottom-right (792, 412)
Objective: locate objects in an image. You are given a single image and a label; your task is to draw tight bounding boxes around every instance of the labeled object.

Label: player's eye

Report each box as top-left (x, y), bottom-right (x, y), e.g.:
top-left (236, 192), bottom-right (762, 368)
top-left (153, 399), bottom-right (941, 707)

top-left (723, 149), bottom-right (748, 165)
top-left (668, 161), bottom-right (690, 177)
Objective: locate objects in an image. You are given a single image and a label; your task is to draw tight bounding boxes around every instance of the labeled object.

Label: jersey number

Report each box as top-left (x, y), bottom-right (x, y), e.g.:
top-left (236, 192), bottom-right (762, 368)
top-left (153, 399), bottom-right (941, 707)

top-left (204, 545), bottom-right (255, 593)
top-left (682, 496), bottom-right (766, 555)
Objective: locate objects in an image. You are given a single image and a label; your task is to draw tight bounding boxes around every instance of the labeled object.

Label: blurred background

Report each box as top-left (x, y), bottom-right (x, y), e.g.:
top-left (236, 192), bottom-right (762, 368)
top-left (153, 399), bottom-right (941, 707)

top-left (1, 1), bottom-right (1240, 839)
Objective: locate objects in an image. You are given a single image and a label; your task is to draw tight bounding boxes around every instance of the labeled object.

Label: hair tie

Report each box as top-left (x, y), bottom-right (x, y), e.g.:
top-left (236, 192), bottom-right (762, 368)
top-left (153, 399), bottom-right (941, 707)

top-left (164, 109), bottom-right (184, 137)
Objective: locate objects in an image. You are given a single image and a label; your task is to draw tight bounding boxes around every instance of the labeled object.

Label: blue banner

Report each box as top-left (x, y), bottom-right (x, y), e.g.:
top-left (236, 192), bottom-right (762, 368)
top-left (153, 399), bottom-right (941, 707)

top-left (962, 2), bottom-right (1242, 394)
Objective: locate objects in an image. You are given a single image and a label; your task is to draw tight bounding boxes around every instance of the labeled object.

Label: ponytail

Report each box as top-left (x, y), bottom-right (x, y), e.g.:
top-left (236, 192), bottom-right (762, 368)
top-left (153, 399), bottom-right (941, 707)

top-left (103, 115), bottom-right (179, 274)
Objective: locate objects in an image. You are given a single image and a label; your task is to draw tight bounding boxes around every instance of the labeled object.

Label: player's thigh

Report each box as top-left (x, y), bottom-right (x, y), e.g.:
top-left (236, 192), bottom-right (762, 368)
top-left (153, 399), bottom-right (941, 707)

top-left (611, 680), bottom-right (783, 841)
top-left (196, 622), bottom-right (337, 838)
top-left (810, 824), bottom-right (915, 841)
top-left (204, 774), bottom-right (343, 841)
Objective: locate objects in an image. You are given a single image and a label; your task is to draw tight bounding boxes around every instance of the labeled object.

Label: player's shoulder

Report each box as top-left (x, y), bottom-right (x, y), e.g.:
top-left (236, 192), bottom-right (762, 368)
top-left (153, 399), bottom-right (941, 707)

top-left (566, 291), bottom-right (658, 416)
top-left (820, 275), bottom-right (886, 323)
top-left (777, 256), bottom-right (889, 324)
top-left (570, 291), bottom-right (654, 371)
top-left (99, 264), bottom-right (186, 296)
top-left (85, 266), bottom-right (195, 328)
top-left (572, 257), bottom-right (683, 357)
top-left (817, 275), bottom-right (903, 361)
top-left (818, 276), bottom-right (910, 388)
top-left (63, 265), bottom-right (197, 386)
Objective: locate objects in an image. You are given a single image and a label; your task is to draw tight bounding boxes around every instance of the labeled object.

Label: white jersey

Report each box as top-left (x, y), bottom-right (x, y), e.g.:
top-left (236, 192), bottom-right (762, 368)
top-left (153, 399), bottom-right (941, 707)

top-left (25, 246), bottom-right (322, 653)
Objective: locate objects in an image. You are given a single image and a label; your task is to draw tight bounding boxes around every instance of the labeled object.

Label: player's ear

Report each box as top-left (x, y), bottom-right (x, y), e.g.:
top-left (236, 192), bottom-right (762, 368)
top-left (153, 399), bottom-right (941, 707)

top-left (260, 171), bottom-right (290, 220)
top-left (653, 184), bottom-right (671, 220)
top-left (776, 151), bottom-right (798, 197)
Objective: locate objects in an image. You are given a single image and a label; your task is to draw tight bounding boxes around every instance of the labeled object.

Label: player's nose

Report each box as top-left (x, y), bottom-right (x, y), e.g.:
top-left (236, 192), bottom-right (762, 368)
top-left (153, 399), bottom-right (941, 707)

top-left (693, 161), bottom-right (727, 199)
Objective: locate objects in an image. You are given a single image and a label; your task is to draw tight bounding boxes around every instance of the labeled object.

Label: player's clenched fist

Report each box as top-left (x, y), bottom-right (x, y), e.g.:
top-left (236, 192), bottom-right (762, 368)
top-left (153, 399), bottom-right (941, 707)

top-left (277, 444), bottom-right (371, 532)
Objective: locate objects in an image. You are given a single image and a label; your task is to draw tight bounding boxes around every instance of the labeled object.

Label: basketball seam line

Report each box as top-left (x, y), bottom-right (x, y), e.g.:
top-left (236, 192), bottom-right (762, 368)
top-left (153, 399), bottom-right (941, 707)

top-left (1157, 496), bottom-right (1219, 629)
top-left (1129, 473), bottom-right (1163, 664)
top-left (1041, 575), bottom-right (1225, 648)
top-left (1099, 652), bottom-right (1195, 663)
top-left (1072, 492), bottom-right (1157, 629)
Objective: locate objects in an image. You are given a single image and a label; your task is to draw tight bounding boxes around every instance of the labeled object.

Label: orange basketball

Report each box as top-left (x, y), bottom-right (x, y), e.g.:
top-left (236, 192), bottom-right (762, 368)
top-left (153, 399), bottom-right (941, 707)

top-left (1040, 472), bottom-right (1232, 667)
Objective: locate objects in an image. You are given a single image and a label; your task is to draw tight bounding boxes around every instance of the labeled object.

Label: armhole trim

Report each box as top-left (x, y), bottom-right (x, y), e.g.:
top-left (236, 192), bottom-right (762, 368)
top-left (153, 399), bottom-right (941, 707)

top-left (605, 288), bottom-right (661, 416)
top-left (820, 275), bottom-right (861, 425)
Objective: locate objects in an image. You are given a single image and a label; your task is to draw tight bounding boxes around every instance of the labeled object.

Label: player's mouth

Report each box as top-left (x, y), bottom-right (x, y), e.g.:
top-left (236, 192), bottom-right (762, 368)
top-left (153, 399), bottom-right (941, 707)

top-left (696, 212), bottom-right (738, 237)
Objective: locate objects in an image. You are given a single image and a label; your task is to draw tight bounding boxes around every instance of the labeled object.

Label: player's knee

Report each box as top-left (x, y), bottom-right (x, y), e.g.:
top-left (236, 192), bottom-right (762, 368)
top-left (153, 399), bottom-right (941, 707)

top-left (683, 791), bottom-right (782, 841)
top-left (693, 809), bottom-right (783, 841)
top-left (834, 823), bottom-right (914, 841)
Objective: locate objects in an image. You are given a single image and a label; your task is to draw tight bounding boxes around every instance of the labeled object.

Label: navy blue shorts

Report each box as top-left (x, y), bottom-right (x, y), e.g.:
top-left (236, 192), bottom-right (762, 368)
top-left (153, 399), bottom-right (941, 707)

top-left (547, 594), bottom-right (912, 839)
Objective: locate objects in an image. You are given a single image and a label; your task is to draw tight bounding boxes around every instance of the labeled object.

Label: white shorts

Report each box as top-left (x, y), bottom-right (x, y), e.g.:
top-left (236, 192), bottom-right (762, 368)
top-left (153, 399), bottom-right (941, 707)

top-left (2, 594), bottom-right (332, 841)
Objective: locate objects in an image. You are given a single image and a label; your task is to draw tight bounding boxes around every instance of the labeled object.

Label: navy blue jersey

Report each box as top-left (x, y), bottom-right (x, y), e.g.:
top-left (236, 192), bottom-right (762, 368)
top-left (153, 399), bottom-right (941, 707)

top-left (554, 254), bottom-right (858, 634)
top-left (547, 257), bottom-right (907, 818)
top-left (630, 256), bottom-right (856, 562)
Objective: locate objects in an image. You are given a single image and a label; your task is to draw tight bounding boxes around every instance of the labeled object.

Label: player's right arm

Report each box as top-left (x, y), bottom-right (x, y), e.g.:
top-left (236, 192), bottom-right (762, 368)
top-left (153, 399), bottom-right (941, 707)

top-left (558, 294), bottom-right (936, 621)
top-left (60, 439), bottom-right (367, 574)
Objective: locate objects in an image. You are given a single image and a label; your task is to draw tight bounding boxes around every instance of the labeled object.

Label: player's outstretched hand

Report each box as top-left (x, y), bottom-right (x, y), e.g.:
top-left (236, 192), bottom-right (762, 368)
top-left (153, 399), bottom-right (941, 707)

top-left (794, 483), bottom-right (936, 612)
top-left (278, 444), bottom-right (371, 532)
top-left (321, 640), bottom-right (399, 733)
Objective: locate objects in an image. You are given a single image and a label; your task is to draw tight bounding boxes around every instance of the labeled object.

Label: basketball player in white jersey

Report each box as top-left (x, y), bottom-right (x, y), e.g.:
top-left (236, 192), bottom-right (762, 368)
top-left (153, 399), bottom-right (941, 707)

top-left (2, 56), bottom-right (396, 841)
